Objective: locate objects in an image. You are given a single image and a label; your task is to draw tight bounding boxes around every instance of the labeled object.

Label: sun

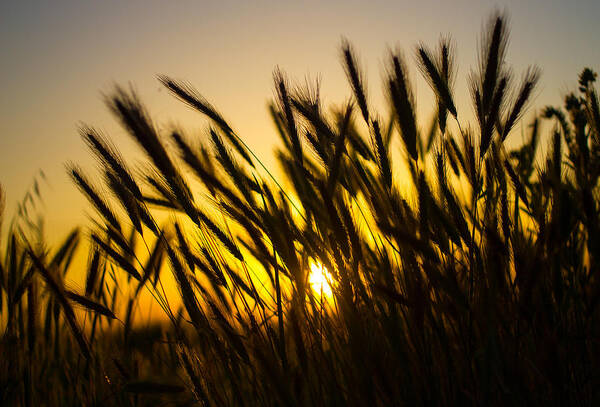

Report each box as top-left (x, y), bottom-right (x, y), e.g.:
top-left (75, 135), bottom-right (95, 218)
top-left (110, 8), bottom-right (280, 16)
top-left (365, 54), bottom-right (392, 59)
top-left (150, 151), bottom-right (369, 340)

top-left (308, 261), bottom-right (333, 298)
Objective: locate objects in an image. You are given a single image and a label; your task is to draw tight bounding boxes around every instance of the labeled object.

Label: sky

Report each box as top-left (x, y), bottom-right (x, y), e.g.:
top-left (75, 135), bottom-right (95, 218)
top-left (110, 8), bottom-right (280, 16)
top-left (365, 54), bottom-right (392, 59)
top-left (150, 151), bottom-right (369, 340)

top-left (1, 0), bottom-right (600, 245)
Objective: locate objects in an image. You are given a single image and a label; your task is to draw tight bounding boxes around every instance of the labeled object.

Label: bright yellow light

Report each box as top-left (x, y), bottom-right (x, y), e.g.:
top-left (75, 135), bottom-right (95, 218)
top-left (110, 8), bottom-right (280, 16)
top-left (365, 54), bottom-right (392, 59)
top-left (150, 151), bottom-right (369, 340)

top-left (309, 261), bottom-right (333, 298)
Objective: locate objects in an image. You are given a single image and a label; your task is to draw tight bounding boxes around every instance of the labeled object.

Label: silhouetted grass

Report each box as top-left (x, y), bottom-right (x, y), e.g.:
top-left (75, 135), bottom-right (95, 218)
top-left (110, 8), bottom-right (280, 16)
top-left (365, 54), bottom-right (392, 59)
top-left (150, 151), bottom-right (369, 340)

top-left (2, 11), bottom-right (600, 406)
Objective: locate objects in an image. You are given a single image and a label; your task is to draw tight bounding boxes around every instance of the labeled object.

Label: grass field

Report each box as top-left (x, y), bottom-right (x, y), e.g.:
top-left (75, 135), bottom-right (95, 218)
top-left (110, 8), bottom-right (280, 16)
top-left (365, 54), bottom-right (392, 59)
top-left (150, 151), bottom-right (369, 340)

top-left (2, 12), bottom-right (600, 406)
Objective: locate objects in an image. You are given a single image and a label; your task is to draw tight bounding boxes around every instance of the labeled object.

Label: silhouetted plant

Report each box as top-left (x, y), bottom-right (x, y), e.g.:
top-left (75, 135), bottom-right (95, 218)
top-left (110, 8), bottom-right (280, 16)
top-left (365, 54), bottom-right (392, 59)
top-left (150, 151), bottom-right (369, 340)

top-left (2, 11), bottom-right (600, 407)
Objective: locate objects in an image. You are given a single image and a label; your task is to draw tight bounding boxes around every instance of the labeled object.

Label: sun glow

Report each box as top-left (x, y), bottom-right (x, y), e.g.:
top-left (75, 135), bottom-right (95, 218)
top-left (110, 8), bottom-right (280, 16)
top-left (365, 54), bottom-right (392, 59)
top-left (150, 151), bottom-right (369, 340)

top-left (308, 261), bottom-right (333, 298)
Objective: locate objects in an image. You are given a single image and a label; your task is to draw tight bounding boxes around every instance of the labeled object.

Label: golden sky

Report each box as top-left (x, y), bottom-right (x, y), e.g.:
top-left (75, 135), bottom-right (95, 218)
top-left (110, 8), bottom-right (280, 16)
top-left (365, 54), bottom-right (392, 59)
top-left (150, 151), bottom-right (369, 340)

top-left (1, 0), bottom-right (600, 247)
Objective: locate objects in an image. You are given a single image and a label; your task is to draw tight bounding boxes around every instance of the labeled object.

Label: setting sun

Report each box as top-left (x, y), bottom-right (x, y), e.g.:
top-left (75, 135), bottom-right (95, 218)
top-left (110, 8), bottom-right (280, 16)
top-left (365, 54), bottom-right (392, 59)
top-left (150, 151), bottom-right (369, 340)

top-left (309, 261), bottom-right (333, 298)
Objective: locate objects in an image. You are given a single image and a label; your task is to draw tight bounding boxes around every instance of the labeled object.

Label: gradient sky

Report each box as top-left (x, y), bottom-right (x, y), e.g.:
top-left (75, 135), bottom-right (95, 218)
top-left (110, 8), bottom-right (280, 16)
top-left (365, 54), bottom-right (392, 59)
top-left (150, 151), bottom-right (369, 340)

top-left (1, 0), bottom-right (600, 244)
